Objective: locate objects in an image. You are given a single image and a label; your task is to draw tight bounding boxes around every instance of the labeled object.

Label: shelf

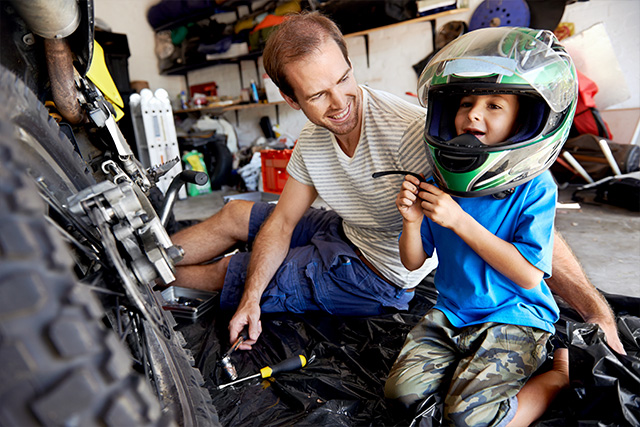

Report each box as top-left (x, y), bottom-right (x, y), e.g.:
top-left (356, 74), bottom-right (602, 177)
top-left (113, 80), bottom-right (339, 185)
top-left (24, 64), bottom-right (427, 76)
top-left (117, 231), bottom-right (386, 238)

top-left (160, 8), bottom-right (469, 76)
top-left (174, 101), bottom-right (286, 115)
top-left (152, 0), bottom-right (256, 32)
top-left (344, 8), bottom-right (468, 38)
top-left (161, 50), bottom-right (263, 76)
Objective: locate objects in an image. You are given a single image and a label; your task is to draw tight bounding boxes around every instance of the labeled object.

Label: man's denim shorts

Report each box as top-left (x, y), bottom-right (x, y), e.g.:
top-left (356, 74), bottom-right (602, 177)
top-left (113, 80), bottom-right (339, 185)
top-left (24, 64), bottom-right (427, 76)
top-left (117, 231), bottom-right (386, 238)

top-left (220, 202), bottom-right (414, 315)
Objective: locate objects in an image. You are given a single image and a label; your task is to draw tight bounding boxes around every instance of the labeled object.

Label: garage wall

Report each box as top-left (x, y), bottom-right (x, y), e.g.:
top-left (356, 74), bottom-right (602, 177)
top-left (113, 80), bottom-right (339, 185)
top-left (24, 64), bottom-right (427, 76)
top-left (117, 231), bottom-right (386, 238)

top-left (95, 0), bottom-right (639, 147)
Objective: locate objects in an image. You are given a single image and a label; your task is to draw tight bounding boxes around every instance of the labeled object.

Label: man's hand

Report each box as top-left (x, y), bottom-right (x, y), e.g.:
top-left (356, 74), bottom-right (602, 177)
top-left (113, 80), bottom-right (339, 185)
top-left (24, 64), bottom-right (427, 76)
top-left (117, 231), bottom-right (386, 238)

top-left (585, 314), bottom-right (626, 355)
top-left (548, 231), bottom-right (626, 355)
top-left (226, 178), bottom-right (317, 351)
top-left (229, 300), bottom-right (262, 350)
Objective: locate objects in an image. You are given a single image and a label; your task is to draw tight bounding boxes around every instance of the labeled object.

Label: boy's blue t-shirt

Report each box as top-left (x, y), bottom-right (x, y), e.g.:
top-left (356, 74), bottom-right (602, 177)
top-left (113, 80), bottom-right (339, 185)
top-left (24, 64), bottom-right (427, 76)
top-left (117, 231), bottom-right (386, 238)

top-left (419, 171), bottom-right (560, 334)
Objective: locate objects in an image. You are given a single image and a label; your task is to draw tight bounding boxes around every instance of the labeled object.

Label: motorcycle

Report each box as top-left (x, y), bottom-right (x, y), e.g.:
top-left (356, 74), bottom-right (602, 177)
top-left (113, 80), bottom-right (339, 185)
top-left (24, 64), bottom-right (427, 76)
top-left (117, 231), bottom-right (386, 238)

top-left (0, 1), bottom-right (220, 425)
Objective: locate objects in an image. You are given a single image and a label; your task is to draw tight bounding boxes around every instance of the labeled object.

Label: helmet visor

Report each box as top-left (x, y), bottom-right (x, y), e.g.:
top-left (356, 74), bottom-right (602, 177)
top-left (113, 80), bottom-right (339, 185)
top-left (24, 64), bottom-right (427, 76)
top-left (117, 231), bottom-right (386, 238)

top-left (418, 27), bottom-right (577, 113)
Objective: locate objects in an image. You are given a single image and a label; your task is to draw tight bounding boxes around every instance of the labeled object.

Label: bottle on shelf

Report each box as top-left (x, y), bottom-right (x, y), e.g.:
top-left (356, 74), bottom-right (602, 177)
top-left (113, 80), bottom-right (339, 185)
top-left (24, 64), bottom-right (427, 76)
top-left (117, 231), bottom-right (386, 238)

top-left (179, 90), bottom-right (188, 109)
top-left (249, 80), bottom-right (260, 103)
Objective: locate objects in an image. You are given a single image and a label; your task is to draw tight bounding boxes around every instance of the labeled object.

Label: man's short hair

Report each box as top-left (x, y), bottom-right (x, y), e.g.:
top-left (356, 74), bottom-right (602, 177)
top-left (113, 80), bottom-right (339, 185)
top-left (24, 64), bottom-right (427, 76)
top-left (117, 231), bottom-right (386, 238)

top-left (263, 11), bottom-right (349, 101)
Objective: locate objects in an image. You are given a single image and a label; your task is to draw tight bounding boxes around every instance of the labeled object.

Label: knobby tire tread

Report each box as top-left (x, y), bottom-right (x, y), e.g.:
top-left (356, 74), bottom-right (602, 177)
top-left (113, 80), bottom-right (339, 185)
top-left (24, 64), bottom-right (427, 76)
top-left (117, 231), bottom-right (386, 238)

top-left (0, 133), bottom-right (167, 426)
top-left (0, 64), bottom-right (219, 426)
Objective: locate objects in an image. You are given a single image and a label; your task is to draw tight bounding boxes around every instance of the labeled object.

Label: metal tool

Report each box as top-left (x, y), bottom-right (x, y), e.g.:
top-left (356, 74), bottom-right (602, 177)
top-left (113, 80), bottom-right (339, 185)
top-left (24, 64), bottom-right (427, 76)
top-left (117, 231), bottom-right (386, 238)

top-left (219, 327), bottom-right (249, 380)
top-left (372, 170), bottom-right (427, 182)
top-left (218, 354), bottom-right (307, 390)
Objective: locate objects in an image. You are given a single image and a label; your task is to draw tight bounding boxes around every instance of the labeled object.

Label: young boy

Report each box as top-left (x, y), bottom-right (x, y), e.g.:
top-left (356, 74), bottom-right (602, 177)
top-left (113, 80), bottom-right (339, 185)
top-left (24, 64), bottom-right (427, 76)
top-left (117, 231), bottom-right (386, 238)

top-left (385, 27), bottom-right (578, 427)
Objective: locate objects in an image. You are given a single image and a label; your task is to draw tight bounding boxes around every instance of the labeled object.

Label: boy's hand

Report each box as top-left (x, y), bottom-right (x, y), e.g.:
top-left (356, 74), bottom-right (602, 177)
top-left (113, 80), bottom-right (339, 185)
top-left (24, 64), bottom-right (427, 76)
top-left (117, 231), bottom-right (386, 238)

top-left (419, 183), bottom-right (466, 230)
top-left (396, 175), bottom-right (425, 224)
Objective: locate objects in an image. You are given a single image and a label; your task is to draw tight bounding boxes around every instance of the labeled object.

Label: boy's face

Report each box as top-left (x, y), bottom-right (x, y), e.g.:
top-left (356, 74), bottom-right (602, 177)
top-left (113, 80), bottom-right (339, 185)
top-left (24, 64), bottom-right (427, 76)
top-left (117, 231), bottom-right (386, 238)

top-left (454, 94), bottom-right (520, 145)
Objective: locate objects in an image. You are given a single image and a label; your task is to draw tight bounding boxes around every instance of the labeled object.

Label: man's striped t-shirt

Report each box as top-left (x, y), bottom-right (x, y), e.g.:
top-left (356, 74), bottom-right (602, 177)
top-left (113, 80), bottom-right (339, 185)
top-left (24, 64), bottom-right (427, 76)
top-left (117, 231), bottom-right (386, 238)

top-left (286, 85), bottom-right (438, 288)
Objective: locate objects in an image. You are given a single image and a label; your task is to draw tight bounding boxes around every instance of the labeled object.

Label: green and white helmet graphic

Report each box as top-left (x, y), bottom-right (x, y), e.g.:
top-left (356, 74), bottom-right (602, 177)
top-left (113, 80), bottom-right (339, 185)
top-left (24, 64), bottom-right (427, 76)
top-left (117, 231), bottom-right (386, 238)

top-left (417, 26), bottom-right (578, 197)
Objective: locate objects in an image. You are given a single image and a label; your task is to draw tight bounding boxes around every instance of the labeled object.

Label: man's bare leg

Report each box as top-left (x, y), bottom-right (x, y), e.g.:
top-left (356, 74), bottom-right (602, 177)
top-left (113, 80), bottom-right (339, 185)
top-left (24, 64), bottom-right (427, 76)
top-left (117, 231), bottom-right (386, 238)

top-left (172, 200), bottom-right (254, 265)
top-left (173, 255), bottom-right (231, 292)
top-left (170, 200), bottom-right (253, 289)
top-left (507, 348), bottom-right (569, 426)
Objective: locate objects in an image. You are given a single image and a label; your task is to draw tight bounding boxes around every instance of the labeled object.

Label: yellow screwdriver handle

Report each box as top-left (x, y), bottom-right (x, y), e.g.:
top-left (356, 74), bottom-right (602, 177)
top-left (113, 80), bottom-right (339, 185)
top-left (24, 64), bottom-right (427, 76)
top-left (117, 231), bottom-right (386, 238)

top-left (260, 355), bottom-right (307, 378)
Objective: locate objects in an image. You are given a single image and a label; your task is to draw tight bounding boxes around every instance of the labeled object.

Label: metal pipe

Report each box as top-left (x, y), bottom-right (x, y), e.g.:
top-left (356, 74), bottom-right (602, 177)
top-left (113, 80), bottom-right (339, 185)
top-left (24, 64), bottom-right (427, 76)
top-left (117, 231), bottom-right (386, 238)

top-left (160, 171), bottom-right (209, 228)
top-left (562, 151), bottom-right (594, 183)
top-left (598, 139), bottom-right (623, 176)
top-left (44, 38), bottom-right (85, 124)
top-left (9, 0), bottom-right (80, 39)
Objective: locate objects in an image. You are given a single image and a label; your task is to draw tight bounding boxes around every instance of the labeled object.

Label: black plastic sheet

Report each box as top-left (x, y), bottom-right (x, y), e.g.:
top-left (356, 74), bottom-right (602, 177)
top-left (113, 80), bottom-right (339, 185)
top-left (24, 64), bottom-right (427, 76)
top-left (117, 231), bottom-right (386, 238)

top-left (177, 275), bottom-right (640, 426)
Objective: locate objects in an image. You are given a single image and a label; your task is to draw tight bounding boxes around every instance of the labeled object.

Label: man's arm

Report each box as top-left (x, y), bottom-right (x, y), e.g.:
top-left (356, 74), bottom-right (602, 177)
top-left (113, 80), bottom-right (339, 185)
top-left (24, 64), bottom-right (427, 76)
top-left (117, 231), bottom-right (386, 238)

top-left (548, 231), bottom-right (625, 354)
top-left (228, 178), bottom-right (318, 349)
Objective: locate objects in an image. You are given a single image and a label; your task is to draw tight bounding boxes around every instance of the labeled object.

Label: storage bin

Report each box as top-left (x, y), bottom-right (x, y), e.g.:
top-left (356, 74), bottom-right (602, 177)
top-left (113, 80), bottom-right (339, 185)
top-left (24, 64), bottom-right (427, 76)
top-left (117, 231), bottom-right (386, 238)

top-left (260, 149), bottom-right (292, 194)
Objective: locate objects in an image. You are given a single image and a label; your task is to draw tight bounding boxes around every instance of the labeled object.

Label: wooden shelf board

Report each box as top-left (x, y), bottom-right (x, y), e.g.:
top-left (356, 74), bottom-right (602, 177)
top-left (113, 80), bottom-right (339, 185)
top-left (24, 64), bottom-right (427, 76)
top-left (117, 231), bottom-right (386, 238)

top-left (174, 101), bottom-right (286, 115)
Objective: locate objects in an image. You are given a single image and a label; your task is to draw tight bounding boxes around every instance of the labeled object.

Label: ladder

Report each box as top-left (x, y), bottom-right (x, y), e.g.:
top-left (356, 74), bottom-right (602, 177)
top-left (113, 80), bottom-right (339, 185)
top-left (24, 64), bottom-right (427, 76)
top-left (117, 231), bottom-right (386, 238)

top-left (130, 88), bottom-right (185, 198)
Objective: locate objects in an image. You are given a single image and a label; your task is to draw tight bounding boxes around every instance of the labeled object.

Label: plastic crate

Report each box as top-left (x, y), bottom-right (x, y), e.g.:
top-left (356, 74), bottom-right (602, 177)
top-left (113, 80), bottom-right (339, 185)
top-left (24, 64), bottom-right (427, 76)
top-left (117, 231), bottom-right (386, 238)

top-left (260, 149), bottom-right (292, 194)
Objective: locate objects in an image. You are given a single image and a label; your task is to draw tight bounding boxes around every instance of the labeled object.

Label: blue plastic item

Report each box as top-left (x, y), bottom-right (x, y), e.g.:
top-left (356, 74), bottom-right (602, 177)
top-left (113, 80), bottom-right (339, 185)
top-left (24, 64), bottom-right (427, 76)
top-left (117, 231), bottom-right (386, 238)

top-left (469, 0), bottom-right (530, 31)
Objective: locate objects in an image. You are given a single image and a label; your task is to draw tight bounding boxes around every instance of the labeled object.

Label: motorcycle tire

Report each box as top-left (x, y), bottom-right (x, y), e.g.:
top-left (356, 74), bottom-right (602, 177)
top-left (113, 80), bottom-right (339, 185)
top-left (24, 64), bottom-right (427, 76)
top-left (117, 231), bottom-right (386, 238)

top-left (0, 65), bottom-right (96, 203)
top-left (0, 129), bottom-right (170, 425)
top-left (0, 65), bottom-right (219, 426)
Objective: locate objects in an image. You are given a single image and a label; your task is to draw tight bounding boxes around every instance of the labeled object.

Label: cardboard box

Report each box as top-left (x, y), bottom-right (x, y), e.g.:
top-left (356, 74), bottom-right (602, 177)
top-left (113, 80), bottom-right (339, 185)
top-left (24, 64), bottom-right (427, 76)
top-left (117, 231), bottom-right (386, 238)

top-left (263, 73), bottom-right (284, 103)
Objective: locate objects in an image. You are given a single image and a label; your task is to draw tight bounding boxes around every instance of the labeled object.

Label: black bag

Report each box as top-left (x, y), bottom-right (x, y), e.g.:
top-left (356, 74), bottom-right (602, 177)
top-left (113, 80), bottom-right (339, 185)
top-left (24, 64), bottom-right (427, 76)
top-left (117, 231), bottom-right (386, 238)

top-left (320, 0), bottom-right (416, 35)
top-left (594, 177), bottom-right (640, 212)
top-left (572, 175), bottom-right (640, 212)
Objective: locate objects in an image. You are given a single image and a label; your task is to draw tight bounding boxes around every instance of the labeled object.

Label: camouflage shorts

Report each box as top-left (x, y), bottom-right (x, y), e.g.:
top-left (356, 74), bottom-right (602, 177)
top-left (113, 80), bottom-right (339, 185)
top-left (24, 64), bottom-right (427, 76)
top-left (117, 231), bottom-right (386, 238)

top-left (385, 309), bottom-right (550, 427)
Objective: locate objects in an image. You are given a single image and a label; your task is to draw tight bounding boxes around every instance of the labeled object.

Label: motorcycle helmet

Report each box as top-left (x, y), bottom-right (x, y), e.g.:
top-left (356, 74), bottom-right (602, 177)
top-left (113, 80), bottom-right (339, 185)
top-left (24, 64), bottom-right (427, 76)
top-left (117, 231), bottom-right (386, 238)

top-left (417, 26), bottom-right (578, 197)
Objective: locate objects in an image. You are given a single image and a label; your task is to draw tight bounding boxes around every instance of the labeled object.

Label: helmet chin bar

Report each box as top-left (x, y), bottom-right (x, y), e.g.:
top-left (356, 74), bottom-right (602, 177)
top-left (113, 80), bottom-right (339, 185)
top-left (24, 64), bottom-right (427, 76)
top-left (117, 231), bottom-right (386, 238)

top-left (435, 133), bottom-right (487, 171)
top-left (446, 133), bottom-right (486, 148)
top-left (437, 152), bottom-right (486, 173)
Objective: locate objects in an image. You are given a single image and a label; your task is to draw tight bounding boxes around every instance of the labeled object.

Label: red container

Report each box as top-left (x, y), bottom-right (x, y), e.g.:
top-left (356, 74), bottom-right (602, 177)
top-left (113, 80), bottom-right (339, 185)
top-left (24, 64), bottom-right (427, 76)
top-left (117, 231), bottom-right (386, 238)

top-left (261, 149), bottom-right (292, 194)
top-left (189, 81), bottom-right (218, 98)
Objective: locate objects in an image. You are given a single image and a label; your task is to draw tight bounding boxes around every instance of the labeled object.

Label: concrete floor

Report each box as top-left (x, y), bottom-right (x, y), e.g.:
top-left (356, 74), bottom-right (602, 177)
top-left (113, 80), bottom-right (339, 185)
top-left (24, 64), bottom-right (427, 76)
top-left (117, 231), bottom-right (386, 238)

top-left (555, 187), bottom-right (639, 298)
top-left (173, 189), bottom-right (269, 222)
top-left (174, 187), bottom-right (639, 298)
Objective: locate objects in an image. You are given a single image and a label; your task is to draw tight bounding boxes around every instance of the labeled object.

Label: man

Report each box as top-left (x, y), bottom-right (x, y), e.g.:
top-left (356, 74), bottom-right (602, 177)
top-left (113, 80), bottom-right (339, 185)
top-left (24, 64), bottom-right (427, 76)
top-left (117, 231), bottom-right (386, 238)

top-left (171, 12), bottom-right (624, 356)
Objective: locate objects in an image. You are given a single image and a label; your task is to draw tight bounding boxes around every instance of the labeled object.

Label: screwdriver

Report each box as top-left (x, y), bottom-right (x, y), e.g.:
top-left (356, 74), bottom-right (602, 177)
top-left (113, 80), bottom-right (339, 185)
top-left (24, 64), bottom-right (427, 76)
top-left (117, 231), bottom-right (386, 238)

top-left (218, 354), bottom-right (307, 390)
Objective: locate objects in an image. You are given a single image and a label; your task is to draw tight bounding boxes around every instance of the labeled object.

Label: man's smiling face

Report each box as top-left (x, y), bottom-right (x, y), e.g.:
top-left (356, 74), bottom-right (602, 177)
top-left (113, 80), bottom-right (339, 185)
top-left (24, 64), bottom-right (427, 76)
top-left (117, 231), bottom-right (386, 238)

top-left (282, 38), bottom-right (362, 140)
top-left (454, 94), bottom-right (520, 146)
